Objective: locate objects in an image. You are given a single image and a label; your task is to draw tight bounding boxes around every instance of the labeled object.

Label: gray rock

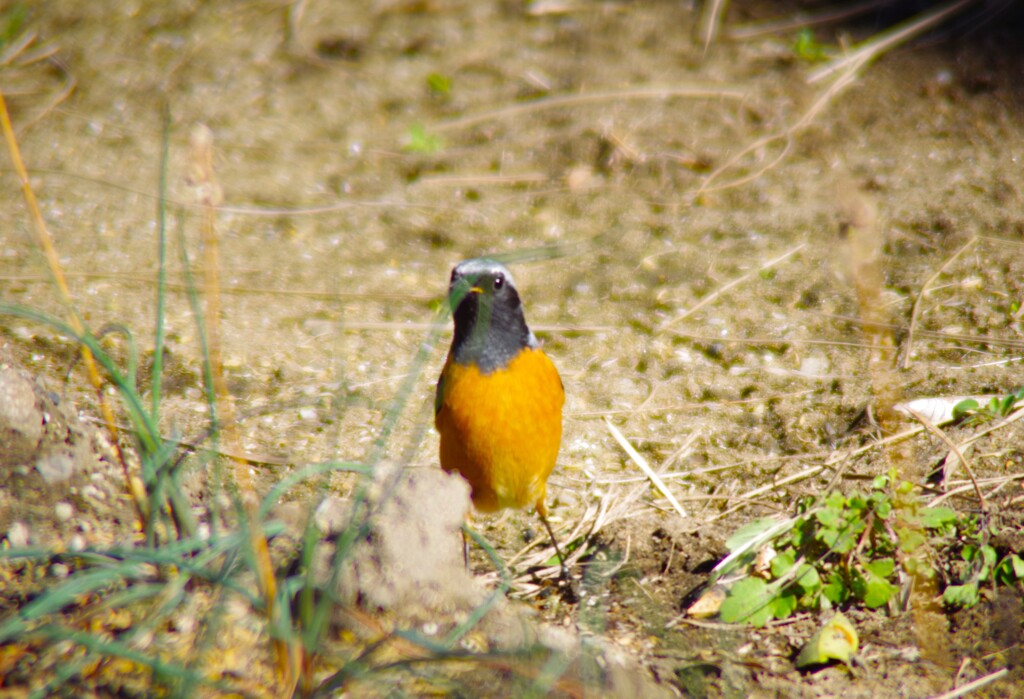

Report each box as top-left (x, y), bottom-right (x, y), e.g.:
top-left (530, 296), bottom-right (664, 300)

top-left (0, 367), bottom-right (44, 466)
top-left (36, 453), bottom-right (76, 483)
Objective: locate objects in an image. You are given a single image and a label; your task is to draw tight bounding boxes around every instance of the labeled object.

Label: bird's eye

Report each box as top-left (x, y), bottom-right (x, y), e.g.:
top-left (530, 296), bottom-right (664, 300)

top-left (493, 274), bottom-right (504, 290)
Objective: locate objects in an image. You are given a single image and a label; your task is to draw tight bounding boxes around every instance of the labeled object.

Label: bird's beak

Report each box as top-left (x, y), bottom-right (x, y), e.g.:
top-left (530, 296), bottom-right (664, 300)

top-left (469, 286), bottom-right (483, 294)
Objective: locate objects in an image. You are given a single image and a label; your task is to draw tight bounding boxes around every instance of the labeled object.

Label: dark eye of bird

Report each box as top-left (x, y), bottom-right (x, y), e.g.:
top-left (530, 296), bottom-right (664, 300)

top-left (494, 275), bottom-right (504, 290)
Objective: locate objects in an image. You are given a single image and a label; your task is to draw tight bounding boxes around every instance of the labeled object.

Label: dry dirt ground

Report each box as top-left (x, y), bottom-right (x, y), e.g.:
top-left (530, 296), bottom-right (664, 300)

top-left (2, 1), bottom-right (1024, 697)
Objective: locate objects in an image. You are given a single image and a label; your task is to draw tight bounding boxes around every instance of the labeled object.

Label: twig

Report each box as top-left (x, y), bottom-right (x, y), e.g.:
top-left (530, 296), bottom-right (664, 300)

top-left (926, 667), bottom-right (1009, 699)
top-left (733, 465), bottom-right (824, 504)
top-left (605, 418), bottom-right (688, 519)
top-left (905, 407), bottom-right (985, 509)
top-left (927, 474), bottom-right (1024, 509)
top-left (659, 244), bottom-right (805, 331)
top-left (807, 0), bottom-right (975, 85)
top-left (903, 237), bottom-right (977, 369)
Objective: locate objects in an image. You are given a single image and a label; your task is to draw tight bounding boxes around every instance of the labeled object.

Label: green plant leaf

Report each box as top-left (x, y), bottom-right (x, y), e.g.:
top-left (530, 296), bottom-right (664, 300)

top-left (863, 575), bottom-right (895, 608)
top-left (952, 398), bottom-right (979, 420)
top-left (794, 563), bottom-right (821, 594)
top-left (825, 491), bottom-right (846, 511)
top-left (822, 572), bottom-right (848, 605)
top-left (830, 520), bottom-right (864, 555)
top-left (792, 27), bottom-right (829, 63)
top-left (998, 394), bottom-right (1015, 416)
top-left (996, 554), bottom-right (1024, 584)
top-left (917, 506), bottom-right (957, 529)
top-left (771, 592), bottom-right (798, 619)
top-left (943, 583), bottom-right (979, 607)
top-left (725, 517), bottom-right (783, 553)
top-left (403, 123), bottom-right (444, 154)
top-left (719, 577), bottom-right (773, 627)
top-left (426, 72), bottom-right (452, 95)
top-left (850, 569), bottom-right (868, 601)
top-left (897, 527), bottom-right (925, 553)
top-left (1010, 554), bottom-right (1024, 578)
top-left (770, 549), bottom-right (796, 578)
top-left (865, 558), bottom-right (895, 579)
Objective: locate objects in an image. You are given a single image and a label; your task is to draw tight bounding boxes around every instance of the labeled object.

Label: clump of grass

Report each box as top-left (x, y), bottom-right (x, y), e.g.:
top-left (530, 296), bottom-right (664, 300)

top-left (0, 94), bottom-right (596, 696)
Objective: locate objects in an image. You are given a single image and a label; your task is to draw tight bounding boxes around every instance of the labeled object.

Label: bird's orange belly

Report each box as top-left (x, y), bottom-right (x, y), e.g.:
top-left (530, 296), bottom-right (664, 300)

top-left (436, 348), bottom-right (564, 513)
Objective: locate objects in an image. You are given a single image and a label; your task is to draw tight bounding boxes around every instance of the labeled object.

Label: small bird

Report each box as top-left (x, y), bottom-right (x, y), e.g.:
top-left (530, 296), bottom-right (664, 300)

top-left (435, 258), bottom-right (568, 571)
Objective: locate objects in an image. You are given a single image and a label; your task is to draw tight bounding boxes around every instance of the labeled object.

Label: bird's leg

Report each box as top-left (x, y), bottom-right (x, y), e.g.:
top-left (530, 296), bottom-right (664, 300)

top-left (536, 504), bottom-right (574, 590)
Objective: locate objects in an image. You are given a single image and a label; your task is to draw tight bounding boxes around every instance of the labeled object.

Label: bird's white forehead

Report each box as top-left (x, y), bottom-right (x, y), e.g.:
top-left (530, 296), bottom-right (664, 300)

top-left (452, 258), bottom-right (516, 286)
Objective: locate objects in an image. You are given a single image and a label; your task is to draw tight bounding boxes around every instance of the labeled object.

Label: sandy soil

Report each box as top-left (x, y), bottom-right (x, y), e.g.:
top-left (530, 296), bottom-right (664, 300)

top-left (2, 1), bottom-right (1024, 696)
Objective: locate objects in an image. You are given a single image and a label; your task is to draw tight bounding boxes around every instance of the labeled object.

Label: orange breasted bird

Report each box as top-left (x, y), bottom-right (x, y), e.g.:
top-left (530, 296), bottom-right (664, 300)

top-left (435, 258), bottom-right (568, 569)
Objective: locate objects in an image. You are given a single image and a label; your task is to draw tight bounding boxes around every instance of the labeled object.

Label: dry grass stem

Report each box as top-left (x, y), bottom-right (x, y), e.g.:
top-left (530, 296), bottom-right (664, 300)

top-left (810, 311), bottom-right (1024, 352)
top-left (927, 667), bottom-right (1010, 699)
top-left (696, 0), bottom-right (728, 55)
top-left (666, 331), bottom-right (876, 352)
top-left (732, 465), bottom-right (825, 504)
top-left (927, 474), bottom-right (1024, 509)
top-left (187, 124), bottom-right (298, 687)
top-left (0, 88), bottom-right (146, 522)
top-left (698, 0), bottom-right (971, 199)
top-left (807, 0), bottom-right (976, 85)
top-left (512, 431), bottom-right (700, 582)
top-left (435, 85), bottom-right (748, 133)
top-left (726, 0), bottom-right (892, 40)
top-left (659, 244), bottom-right (805, 331)
top-left (903, 237), bottom-right (978, 369)
top-left (905, 408), bottom-right (985, 509)
top-left (952, 404), bottom-right (1024, 452)
top-left (605, 418), bottom-right (689, 519)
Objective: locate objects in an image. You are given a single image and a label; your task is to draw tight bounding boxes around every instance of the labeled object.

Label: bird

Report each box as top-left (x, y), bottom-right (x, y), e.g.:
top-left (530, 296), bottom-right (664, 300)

top-left (434, 258), bottom-right (569, 574)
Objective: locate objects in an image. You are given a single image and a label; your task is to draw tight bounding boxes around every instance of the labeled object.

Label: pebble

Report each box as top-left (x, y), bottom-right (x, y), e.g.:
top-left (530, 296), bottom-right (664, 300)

top-left (81, 484), bottom-right (106, 502)
top-left (55, 501), bottom-right (74, 522)
top-left (36, 453), bottom-right (75, 483)
top-left (799, 355), bottom-right (831, 378)
top-left (314, 495), bottom-right (348, 535)
top-left (7, 520), bottom-right (30, 547)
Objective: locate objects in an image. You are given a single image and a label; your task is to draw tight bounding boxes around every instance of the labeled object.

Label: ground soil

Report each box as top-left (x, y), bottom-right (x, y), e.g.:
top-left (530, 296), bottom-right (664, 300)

top-left (2, 1), bottom-right (1024, 697)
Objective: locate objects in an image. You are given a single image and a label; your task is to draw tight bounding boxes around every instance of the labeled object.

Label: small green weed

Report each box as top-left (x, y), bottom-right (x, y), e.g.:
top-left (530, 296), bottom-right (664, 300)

top-left (0, 2), bottom-right (27, 49)
top-left (943, 530), bottom-right (1024, 607)
top-left (403, 123), bottom-right (444, 154)
top-left (426, 71), bottom-right (452, 96)
top-left (792, 28), bottom-right (830, 63)
top-left (953, 387), bottom-right (1024, 425)
top-left (715, 470), bottom-right (1024, 626)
